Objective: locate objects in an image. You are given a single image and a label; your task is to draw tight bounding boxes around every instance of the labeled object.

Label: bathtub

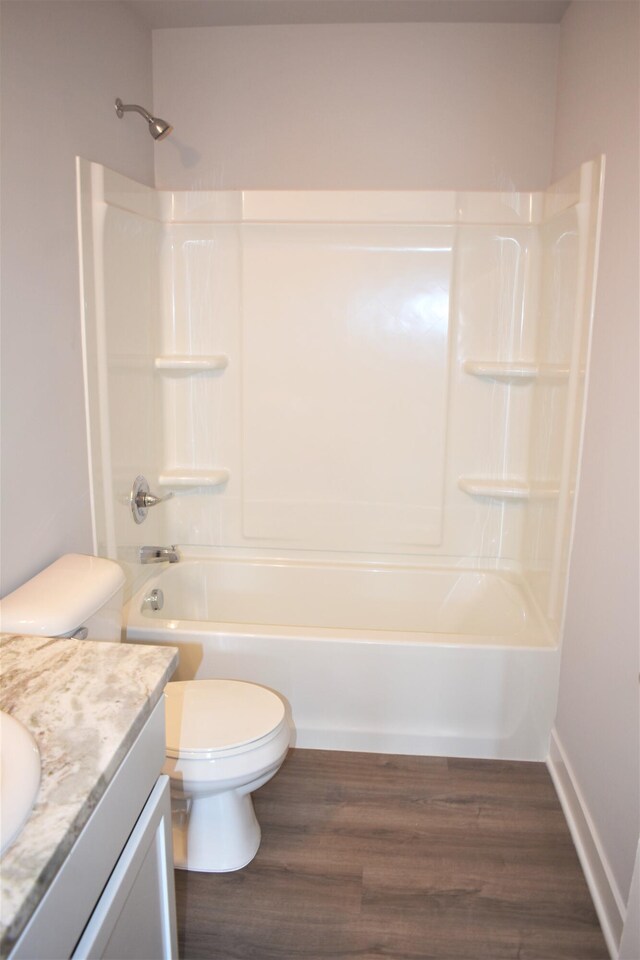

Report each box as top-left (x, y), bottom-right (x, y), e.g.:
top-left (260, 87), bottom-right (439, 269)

top-left (125, 558), bottom-right (560, 760)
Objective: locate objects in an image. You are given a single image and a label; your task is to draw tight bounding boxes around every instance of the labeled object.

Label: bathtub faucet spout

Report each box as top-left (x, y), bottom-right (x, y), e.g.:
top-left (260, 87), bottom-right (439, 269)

top-left (140, 545), bottom-right (180, 564)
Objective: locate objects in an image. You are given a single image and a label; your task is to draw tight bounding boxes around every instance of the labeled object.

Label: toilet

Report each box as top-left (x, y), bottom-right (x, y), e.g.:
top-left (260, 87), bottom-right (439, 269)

top-left (164, 678), bottom-right (289, 872)
top-left (0, 553), bottom-right (290, 873)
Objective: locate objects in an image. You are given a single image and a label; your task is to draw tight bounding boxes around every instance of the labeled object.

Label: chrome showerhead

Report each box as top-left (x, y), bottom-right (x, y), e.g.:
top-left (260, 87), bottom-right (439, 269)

top-left (115, 98), bottom-right (173, 141)
top-left (148, 116), bottom-right (172, 141)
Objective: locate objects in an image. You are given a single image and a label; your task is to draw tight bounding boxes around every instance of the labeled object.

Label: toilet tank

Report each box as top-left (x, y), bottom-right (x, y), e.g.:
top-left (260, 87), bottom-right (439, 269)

top-left (0, 554), bottom-right (126, 642)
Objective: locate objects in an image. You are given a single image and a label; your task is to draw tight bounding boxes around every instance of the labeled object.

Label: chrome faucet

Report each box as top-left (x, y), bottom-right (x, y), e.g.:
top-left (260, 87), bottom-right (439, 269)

top-left (130, 476), bottom-right (174, 525)
top-left (139, 545), bottom-right (180, 564)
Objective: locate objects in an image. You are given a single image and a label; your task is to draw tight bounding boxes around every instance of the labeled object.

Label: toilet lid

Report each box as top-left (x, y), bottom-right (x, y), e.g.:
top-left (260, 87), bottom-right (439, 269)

top-left (164, 679), bottom-right (286, 757)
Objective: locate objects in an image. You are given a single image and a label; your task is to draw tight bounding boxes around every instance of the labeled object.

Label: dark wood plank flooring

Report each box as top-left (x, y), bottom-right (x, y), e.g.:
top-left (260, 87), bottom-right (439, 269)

top-left (174, 749), bottom-right (607, 960)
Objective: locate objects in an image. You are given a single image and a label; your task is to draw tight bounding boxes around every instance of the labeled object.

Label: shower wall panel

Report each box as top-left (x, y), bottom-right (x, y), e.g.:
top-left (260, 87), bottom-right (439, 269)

top-left (77, 160), bottom-right (164, 593)
top-left (523, 159), bottom-right (604, 632)
top-left (241, 224), bottom-right (452, 550)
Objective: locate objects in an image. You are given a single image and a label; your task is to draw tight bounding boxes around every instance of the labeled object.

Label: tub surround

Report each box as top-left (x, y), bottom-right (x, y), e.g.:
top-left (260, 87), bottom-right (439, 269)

top-left (79, 157), bottom-right (603, 641)
top-left (0, 634), bottom-right (178, 957)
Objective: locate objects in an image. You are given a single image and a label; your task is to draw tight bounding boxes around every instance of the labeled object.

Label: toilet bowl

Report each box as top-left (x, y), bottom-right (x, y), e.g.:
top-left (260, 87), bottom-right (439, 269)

top-left (163, 678), bottom-right (290, 873)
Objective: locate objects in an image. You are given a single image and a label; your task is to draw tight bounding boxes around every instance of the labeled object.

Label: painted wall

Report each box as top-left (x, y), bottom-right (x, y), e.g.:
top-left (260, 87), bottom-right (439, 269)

top-left (0, 0), bottom-right (154, 595)
top-left (550, 0), bottom-right (640, 938)
top-left (152, 22), bottom-right (559, 191)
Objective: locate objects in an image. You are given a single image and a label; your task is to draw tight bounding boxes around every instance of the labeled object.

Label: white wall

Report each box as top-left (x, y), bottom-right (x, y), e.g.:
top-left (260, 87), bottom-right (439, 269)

top-left (152, 22), bottom-right (559, 190)
top-left (550, 0), bottom-right (639, 944)
top-left (0, 1), bottom-right (154, 595)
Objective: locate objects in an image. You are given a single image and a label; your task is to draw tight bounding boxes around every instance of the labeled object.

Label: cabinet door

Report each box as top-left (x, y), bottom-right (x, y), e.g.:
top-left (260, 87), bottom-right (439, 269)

top-left (72, 776), bottom-right (177, 960)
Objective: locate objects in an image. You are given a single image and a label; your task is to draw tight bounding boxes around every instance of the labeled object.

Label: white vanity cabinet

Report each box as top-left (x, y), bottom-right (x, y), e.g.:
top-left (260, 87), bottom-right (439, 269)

top-left (9, 699), bottom-right (177, 960)
top-left (71, 776), bottom-right (175, 960)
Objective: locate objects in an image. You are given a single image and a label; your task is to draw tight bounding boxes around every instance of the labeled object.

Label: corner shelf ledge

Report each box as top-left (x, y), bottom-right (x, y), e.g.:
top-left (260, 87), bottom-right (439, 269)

top-left (458, 477), bottom-right (559, 501)
top-left (158, 469), bottom-right (230, 488)
top-left (154, 355), bottom-right (228, 373)
top-left (462, 360), bottom-right (570, 384)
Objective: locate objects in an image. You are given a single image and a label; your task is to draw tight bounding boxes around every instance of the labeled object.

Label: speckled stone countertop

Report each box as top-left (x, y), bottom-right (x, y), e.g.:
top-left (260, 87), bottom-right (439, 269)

top-left (0, 634), bottom-right (178, 957)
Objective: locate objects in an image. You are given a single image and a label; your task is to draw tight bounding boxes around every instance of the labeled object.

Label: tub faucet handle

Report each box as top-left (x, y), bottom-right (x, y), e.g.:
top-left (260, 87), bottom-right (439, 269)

top-left (130, 475), bottom-right (173, 524)
top-left (137, 490), bottom-right (173, 509)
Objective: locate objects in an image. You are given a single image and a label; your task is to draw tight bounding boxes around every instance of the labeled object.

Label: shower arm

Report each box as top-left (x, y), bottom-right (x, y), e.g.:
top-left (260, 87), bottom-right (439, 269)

top-left (115, 99), bottom-right (153, 123)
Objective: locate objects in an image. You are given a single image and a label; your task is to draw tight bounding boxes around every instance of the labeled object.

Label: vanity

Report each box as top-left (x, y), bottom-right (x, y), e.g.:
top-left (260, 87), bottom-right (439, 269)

top-left (0, 634), bottom-right (178, 960)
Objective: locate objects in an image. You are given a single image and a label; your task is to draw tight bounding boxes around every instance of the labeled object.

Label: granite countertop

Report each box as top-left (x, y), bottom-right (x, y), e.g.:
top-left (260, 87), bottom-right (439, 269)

top-left (0, 634), bottom-right (178, 957)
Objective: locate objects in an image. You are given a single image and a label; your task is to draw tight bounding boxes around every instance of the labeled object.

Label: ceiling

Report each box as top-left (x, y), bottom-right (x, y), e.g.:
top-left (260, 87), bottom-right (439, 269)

top-left (128, 0), bottom-right (571, 29)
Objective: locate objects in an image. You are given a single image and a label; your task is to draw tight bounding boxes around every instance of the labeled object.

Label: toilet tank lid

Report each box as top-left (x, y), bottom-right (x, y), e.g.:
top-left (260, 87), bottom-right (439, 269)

top-left (0, 554), bottom-right (125, 637)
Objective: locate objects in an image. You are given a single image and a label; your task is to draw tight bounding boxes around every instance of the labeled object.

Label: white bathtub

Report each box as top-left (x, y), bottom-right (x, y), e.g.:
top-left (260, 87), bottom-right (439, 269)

top-left (125, 558), bottom-right (559, 760)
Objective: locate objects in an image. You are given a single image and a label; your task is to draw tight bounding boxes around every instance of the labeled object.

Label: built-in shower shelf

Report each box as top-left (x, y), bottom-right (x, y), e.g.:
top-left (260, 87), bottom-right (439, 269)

top-left (463, 360), bottom-right (570, 384)
top-left (154, 355), bottom-right (228, 373)
top-left (157, 469), bottom-right (230, 488)
top-left (458, 477), bottom-right (560, 501)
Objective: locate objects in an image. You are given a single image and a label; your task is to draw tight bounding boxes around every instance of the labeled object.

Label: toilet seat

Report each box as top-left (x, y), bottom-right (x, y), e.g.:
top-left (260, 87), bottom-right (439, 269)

top-left (165, 679), bottom-right (286, 761)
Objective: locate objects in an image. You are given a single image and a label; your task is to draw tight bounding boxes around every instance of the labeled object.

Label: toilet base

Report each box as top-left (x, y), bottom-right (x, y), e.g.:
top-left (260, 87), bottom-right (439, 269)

top-left (171, 789), bottom-right (262, 873)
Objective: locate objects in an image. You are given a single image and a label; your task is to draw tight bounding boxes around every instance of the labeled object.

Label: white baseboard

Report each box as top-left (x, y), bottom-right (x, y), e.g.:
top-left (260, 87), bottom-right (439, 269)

top-left (547, 728), bottom-right (626, 959)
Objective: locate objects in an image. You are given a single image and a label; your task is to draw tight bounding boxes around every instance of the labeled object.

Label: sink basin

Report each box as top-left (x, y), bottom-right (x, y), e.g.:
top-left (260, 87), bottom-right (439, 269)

top-left (0, 711), bottom-right (41, 856)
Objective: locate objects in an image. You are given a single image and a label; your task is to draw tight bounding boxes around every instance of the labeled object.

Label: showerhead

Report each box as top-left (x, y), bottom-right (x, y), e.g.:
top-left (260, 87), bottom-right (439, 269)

top-left (148, 116), bottom-right (172, 141)
top-left (115, 98), bottom-right (173, 141)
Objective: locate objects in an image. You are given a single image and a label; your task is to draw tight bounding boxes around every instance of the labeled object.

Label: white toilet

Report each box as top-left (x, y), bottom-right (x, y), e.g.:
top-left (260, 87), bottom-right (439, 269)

top-left (164, 678), bottom-right (289, 872)
top-left (0, 553), bottom-right (290, 873)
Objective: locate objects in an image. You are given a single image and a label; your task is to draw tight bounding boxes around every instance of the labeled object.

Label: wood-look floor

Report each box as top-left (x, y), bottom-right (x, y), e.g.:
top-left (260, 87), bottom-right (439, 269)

top-left (174, 749), bottom-right (608, 960)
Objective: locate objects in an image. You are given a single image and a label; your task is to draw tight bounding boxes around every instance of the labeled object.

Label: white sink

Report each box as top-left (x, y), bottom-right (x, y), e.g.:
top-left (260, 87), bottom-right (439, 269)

top-left (0, 711), bottom-right (41, 856)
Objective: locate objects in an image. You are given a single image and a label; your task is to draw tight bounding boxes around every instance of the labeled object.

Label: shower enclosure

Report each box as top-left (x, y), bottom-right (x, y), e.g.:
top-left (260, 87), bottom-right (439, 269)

top-left (77, 157), bottom-right (603, 759)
